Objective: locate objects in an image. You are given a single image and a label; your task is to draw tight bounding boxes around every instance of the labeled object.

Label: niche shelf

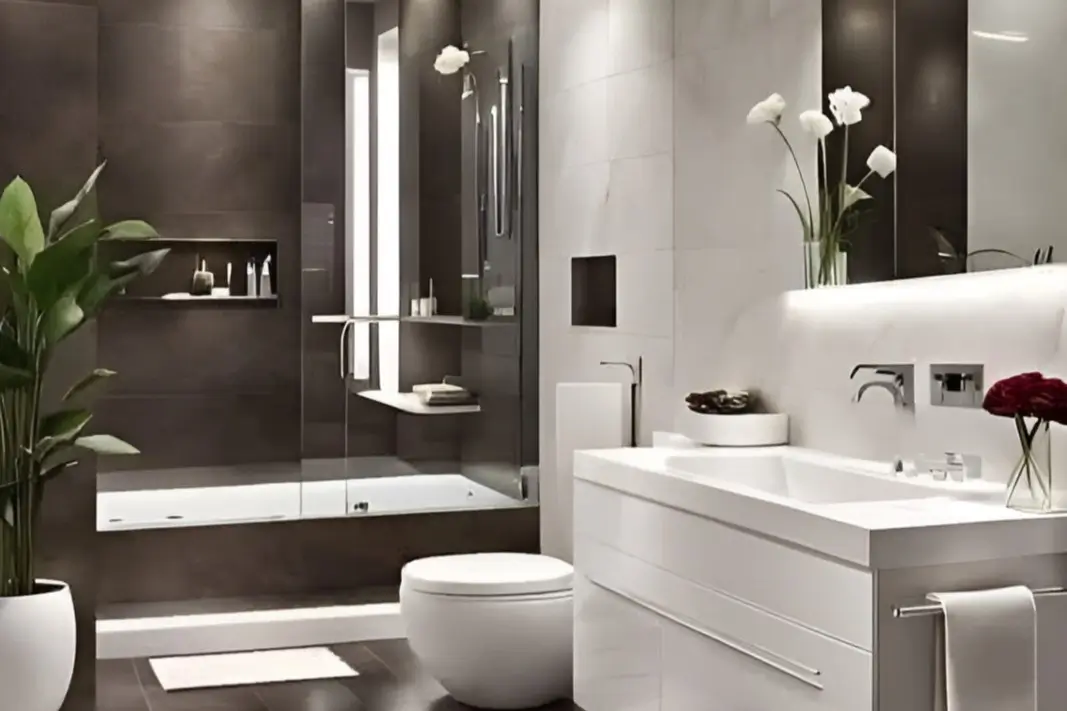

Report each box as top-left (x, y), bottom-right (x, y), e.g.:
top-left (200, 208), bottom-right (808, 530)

top-left (358, 390), bottom-right (481, 416)
top-left (571, 255), bottom-right (617, 327)
top-left (102, 236), bottom-right (280, 305)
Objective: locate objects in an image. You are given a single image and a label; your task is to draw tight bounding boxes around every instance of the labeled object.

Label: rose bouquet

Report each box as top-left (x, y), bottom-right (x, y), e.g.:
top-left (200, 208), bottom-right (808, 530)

top-left (983, 372), bottom-right (1067, 512)
top-left (747, 87), bottom-right (897, 288)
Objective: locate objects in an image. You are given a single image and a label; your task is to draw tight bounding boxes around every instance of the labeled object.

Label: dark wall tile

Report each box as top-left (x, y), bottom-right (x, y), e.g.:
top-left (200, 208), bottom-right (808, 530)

top-left (94, 393), bottom-right (301, 470)
top-left (100, 0), bottom-right (290, 30)
top-left (823, 0), bottom-right (896, 283)
top-left (0, 4), bottom-right (99, 710)
top-left (98, 507), bottom-right (540, 604)
top-left (98, 309), bottom-right (300, 396)
top-left (895, 0), bottom-right (967, 279)
top-left (346, 1), bottom-right (374, 70)
top-left (100, 122), bottom-right (297, 216)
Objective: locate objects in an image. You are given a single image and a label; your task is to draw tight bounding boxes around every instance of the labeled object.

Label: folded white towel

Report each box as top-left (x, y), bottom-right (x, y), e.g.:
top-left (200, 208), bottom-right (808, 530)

top-left (929, 586), bottom-right (1036, 711)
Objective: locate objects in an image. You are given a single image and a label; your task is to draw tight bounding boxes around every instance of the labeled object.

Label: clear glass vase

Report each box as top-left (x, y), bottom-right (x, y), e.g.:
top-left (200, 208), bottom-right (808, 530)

top-left (804, 240), bottom-right (848, 289)
top-left (1005, 418), bottom-right (1059, 513)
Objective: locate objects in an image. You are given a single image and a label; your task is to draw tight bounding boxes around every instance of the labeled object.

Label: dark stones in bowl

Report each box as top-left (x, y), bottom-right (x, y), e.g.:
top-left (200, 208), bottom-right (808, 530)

top-left (686, 389), bottom-right (752, 415)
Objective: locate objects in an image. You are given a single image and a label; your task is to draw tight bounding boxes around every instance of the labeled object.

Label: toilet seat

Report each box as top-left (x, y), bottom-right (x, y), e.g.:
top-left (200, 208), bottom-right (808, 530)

top-left (401, 553), bottom-right (573, 597)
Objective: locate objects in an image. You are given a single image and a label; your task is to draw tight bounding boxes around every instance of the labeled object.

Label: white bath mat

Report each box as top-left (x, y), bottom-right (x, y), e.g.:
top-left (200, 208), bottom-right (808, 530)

top-left (148, 647), bottom-right (358, 691)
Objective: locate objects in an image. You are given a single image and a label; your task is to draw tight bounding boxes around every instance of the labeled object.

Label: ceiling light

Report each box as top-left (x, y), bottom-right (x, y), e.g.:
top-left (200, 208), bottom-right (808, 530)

top-left (972, 30), bottom-right (1029, 42)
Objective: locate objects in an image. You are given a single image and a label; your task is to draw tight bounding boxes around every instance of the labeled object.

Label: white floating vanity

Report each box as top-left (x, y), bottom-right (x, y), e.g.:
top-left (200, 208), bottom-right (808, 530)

top-left (573, 446), bottom-right (1067, 711)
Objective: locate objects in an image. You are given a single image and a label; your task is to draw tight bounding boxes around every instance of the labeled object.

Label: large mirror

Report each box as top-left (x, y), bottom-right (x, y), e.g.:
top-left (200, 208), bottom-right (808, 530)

top-left (824, 0), bottom-right (1064, 283)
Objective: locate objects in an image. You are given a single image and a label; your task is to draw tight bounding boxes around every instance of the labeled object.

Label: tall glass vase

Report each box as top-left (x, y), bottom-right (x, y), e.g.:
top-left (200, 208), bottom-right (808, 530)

top-left (1006, 417), bottom-right (1059, 513)
top-left (804, 240), bottom-right (847, 289)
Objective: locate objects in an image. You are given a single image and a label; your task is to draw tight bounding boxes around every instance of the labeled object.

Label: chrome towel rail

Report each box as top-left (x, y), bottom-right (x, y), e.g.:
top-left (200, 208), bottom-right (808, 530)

top-left (892, 587), bottom-right (1067, 619)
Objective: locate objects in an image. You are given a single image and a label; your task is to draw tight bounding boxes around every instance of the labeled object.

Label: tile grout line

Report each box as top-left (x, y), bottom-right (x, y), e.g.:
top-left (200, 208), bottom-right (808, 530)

top-left (130, 658), bottom-right (157, 711)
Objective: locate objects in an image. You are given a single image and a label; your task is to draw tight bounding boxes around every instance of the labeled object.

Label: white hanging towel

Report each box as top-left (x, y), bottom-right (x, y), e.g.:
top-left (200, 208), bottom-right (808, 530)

top-left (929, 585), bottom-right (1037, 711)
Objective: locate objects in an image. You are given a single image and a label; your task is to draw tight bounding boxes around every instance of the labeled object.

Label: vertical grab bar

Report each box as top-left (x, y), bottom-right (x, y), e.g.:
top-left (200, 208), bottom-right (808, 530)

top-left (492, 69), bottom-right (510, 238)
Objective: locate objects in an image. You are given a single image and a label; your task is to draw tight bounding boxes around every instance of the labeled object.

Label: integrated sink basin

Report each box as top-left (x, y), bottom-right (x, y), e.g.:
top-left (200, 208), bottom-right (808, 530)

top-left (665, 452), bottom-right (991, 505)
top-left (572, 445), bottom-right (1050, 569)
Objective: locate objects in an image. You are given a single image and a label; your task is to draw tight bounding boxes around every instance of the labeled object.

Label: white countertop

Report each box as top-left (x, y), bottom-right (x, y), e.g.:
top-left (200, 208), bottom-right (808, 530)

top-left (574, 446), bottom-right (1067, 570)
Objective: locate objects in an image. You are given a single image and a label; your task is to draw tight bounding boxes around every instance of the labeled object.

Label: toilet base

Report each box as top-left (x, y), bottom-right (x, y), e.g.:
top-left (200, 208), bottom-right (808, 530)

top-left (401, 585), bottom-right (573, 710)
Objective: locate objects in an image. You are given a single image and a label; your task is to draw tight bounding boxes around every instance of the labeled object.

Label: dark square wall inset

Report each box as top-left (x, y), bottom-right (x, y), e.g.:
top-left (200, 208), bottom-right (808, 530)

top-left (571, 255), bottom-right (617, 328)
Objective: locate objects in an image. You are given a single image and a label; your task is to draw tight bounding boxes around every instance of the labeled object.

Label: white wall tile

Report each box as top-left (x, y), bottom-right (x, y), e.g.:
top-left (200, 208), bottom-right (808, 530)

top-left (608, 60), bottom-right (674, 160)
top-left (542, 161), bottom-right (610, 258)
top-left (541, 79), bottom-right (610, 175)
top-left (675, 0), bottom-right (771, 58)
top-left (540, 0), bottom-right (611, 95)
top-left (605, 154), bottom-right (675, 253)
top-left (609, 0), bottom-right (674, 74)
top-left (617, 250), bottom-right (675, 339)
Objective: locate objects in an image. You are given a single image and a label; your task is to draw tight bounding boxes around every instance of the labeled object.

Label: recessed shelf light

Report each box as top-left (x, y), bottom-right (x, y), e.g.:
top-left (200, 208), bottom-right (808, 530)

top-left (972, 30), bottom-right (1029, 43)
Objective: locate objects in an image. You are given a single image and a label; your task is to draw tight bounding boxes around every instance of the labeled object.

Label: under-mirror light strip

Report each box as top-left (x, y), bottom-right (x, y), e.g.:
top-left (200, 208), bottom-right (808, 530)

top-left (346, 69), bottom-right (371, 380)
top-left (377, 28), bottom-right (401, 394)
top-left (971, 30), bottom-right (1029, 43)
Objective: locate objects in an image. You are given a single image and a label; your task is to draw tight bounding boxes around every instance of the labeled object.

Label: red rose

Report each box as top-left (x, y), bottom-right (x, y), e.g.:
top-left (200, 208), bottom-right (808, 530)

top-left (983, 372), bottom-right (1046, 418)
top-left (1030, 377), bottom-right (1067, 426)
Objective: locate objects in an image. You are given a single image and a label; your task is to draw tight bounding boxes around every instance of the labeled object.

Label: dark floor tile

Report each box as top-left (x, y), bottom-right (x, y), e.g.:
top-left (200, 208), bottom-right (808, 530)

top-left (96, 659), bottom-right (150, 711)
top-left (254, 680), bottom-right (361, 711)
top-left (361, 640), bottom-right (448, 703)
top-left (330, 644), bottom-right (427, 711)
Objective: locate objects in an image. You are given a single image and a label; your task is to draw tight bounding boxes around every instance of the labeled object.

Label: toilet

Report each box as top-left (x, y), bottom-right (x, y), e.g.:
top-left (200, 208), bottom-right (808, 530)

top-left (400, 553), bottom-right (574, 710)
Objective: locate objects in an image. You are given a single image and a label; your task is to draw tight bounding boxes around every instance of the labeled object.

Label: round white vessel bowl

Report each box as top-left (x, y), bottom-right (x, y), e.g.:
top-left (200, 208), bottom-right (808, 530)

top-left (0, 580), bottom-right (76, 711)
top-left (400, 553), bottom-right (573, 710)
top-left (681, 411), bottom-right (789, 447)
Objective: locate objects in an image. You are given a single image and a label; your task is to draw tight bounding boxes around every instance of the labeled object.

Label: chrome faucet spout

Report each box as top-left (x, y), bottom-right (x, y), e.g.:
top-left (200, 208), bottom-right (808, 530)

top-left (854, 380), bottom-right (905, 407)
top-left (850, 363), bottom-right (915, 412)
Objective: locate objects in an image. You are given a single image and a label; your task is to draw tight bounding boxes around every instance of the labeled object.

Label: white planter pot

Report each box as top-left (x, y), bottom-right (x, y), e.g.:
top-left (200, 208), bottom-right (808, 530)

top-left (0, 580), bottom-right (76, 711)
top-left (680, 411), bottom-right (789, 447)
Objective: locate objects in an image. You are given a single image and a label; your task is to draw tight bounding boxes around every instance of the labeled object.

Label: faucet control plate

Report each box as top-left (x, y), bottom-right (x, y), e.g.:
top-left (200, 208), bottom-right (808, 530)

top-left (930, 364), bottom-right (984, 408)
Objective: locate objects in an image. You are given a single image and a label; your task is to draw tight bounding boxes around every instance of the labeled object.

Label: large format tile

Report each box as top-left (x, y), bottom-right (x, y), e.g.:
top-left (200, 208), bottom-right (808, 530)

top-left (100, 0), bottom-right (291, 30)
top-left (96, 660), bottom-right (150, 711)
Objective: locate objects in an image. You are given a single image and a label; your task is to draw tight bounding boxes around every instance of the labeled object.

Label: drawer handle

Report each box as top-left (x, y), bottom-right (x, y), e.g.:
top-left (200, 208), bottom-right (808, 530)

top-left (592, 581), bottom-right (824, 691)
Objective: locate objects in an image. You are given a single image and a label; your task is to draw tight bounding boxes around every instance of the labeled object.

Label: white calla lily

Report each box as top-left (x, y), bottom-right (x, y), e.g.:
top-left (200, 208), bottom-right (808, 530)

top-left (799, 110), bottom-right (834, 139)
top-left (746, 93), bottom-right (787, 125)
top-left (827, 86), bottom-right (870, 126)
top-left (866, 145), bottom-right (897, 178)
top-left (843, 184), bottom-right (872, 209)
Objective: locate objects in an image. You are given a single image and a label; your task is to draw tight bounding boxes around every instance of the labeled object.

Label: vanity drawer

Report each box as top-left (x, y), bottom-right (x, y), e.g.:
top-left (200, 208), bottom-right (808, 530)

top-left (575, 536), bottom-right (873, 711)
top-left (574, 480), bottom-right (873, 649)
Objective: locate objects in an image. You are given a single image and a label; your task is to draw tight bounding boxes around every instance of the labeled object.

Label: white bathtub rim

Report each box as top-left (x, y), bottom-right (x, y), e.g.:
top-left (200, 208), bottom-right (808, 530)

top-left (96, 602), bottom-right (404, 660)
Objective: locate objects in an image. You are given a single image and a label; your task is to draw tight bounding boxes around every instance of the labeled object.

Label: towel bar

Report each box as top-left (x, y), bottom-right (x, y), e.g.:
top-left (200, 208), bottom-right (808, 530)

top-left (892, 586), bottom-right (1067, 618)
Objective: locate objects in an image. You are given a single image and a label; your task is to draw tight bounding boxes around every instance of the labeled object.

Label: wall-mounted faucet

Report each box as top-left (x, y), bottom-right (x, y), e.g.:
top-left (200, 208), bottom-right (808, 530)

top-left (600, 358), bottom-right (642, 447)
top-left (850, 364), bottom-right (915, 411)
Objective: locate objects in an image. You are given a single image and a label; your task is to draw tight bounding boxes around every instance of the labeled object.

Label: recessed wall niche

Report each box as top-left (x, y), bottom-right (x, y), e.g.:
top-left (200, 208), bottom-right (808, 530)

top-left (571, 255), bottom-right (617, 328)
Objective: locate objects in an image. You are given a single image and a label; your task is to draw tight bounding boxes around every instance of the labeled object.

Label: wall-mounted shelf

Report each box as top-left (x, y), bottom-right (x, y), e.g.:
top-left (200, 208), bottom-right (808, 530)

top-left (403, 315), bottom-right (515, 327)
top-left (103, 236), bottom-right (278, 245)
top-left (357, 390), bottom-right (481, 415)
top-left (115, 294), bottom-right (279, 307)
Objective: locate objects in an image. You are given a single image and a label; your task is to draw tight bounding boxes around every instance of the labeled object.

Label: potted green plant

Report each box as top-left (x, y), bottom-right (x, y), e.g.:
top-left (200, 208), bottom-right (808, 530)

top-left (0, 164), bottom-right (166, 711)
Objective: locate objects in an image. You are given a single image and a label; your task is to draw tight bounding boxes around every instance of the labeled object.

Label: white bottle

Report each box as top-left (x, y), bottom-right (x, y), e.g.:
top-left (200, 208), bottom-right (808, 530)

top-left (259, 256), bottom-right (273, 298)
top-left (246, 259), bottom-right (257, 298)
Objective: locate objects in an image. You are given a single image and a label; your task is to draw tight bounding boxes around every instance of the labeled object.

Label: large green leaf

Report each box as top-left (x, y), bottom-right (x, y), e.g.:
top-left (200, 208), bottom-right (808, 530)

top-left (75, 434), bottom-right (139, 456)
top-left (0, 363), bottom-right (33, 391)
top-left (0, 177), bottom-right (45, 268)
top-left (39, 408), bottom-right (92, 440)
top-left (27, 220), bottom-right (97, 309)
top-left (64, 368), bottom-right (116, 402)
top-left (109, 248), bottom-right (169, 280)
top-left (43, 294), bottom-right (85, 345)
top-left (102, 220), bottom-right (158, 240)
top-left (0, 329), bottom-right (30, 371)
top-left (40, 459), bottom-right (78, 483)
top-left (47, 162), bottom-right (105, 241)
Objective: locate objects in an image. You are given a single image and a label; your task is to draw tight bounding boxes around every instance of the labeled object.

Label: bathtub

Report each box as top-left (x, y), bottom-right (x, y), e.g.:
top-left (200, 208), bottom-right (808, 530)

top-left (98, 474), bottom-right (523, 532)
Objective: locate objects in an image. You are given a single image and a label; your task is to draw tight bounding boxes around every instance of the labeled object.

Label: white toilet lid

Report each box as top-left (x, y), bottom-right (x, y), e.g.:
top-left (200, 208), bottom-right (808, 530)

top-left (402, 553), bottom-right (574, 596)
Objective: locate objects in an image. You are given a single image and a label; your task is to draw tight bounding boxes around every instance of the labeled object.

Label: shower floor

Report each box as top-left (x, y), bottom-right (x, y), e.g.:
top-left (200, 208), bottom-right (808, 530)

top-left (97, 639), bottom-right (583, 711)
